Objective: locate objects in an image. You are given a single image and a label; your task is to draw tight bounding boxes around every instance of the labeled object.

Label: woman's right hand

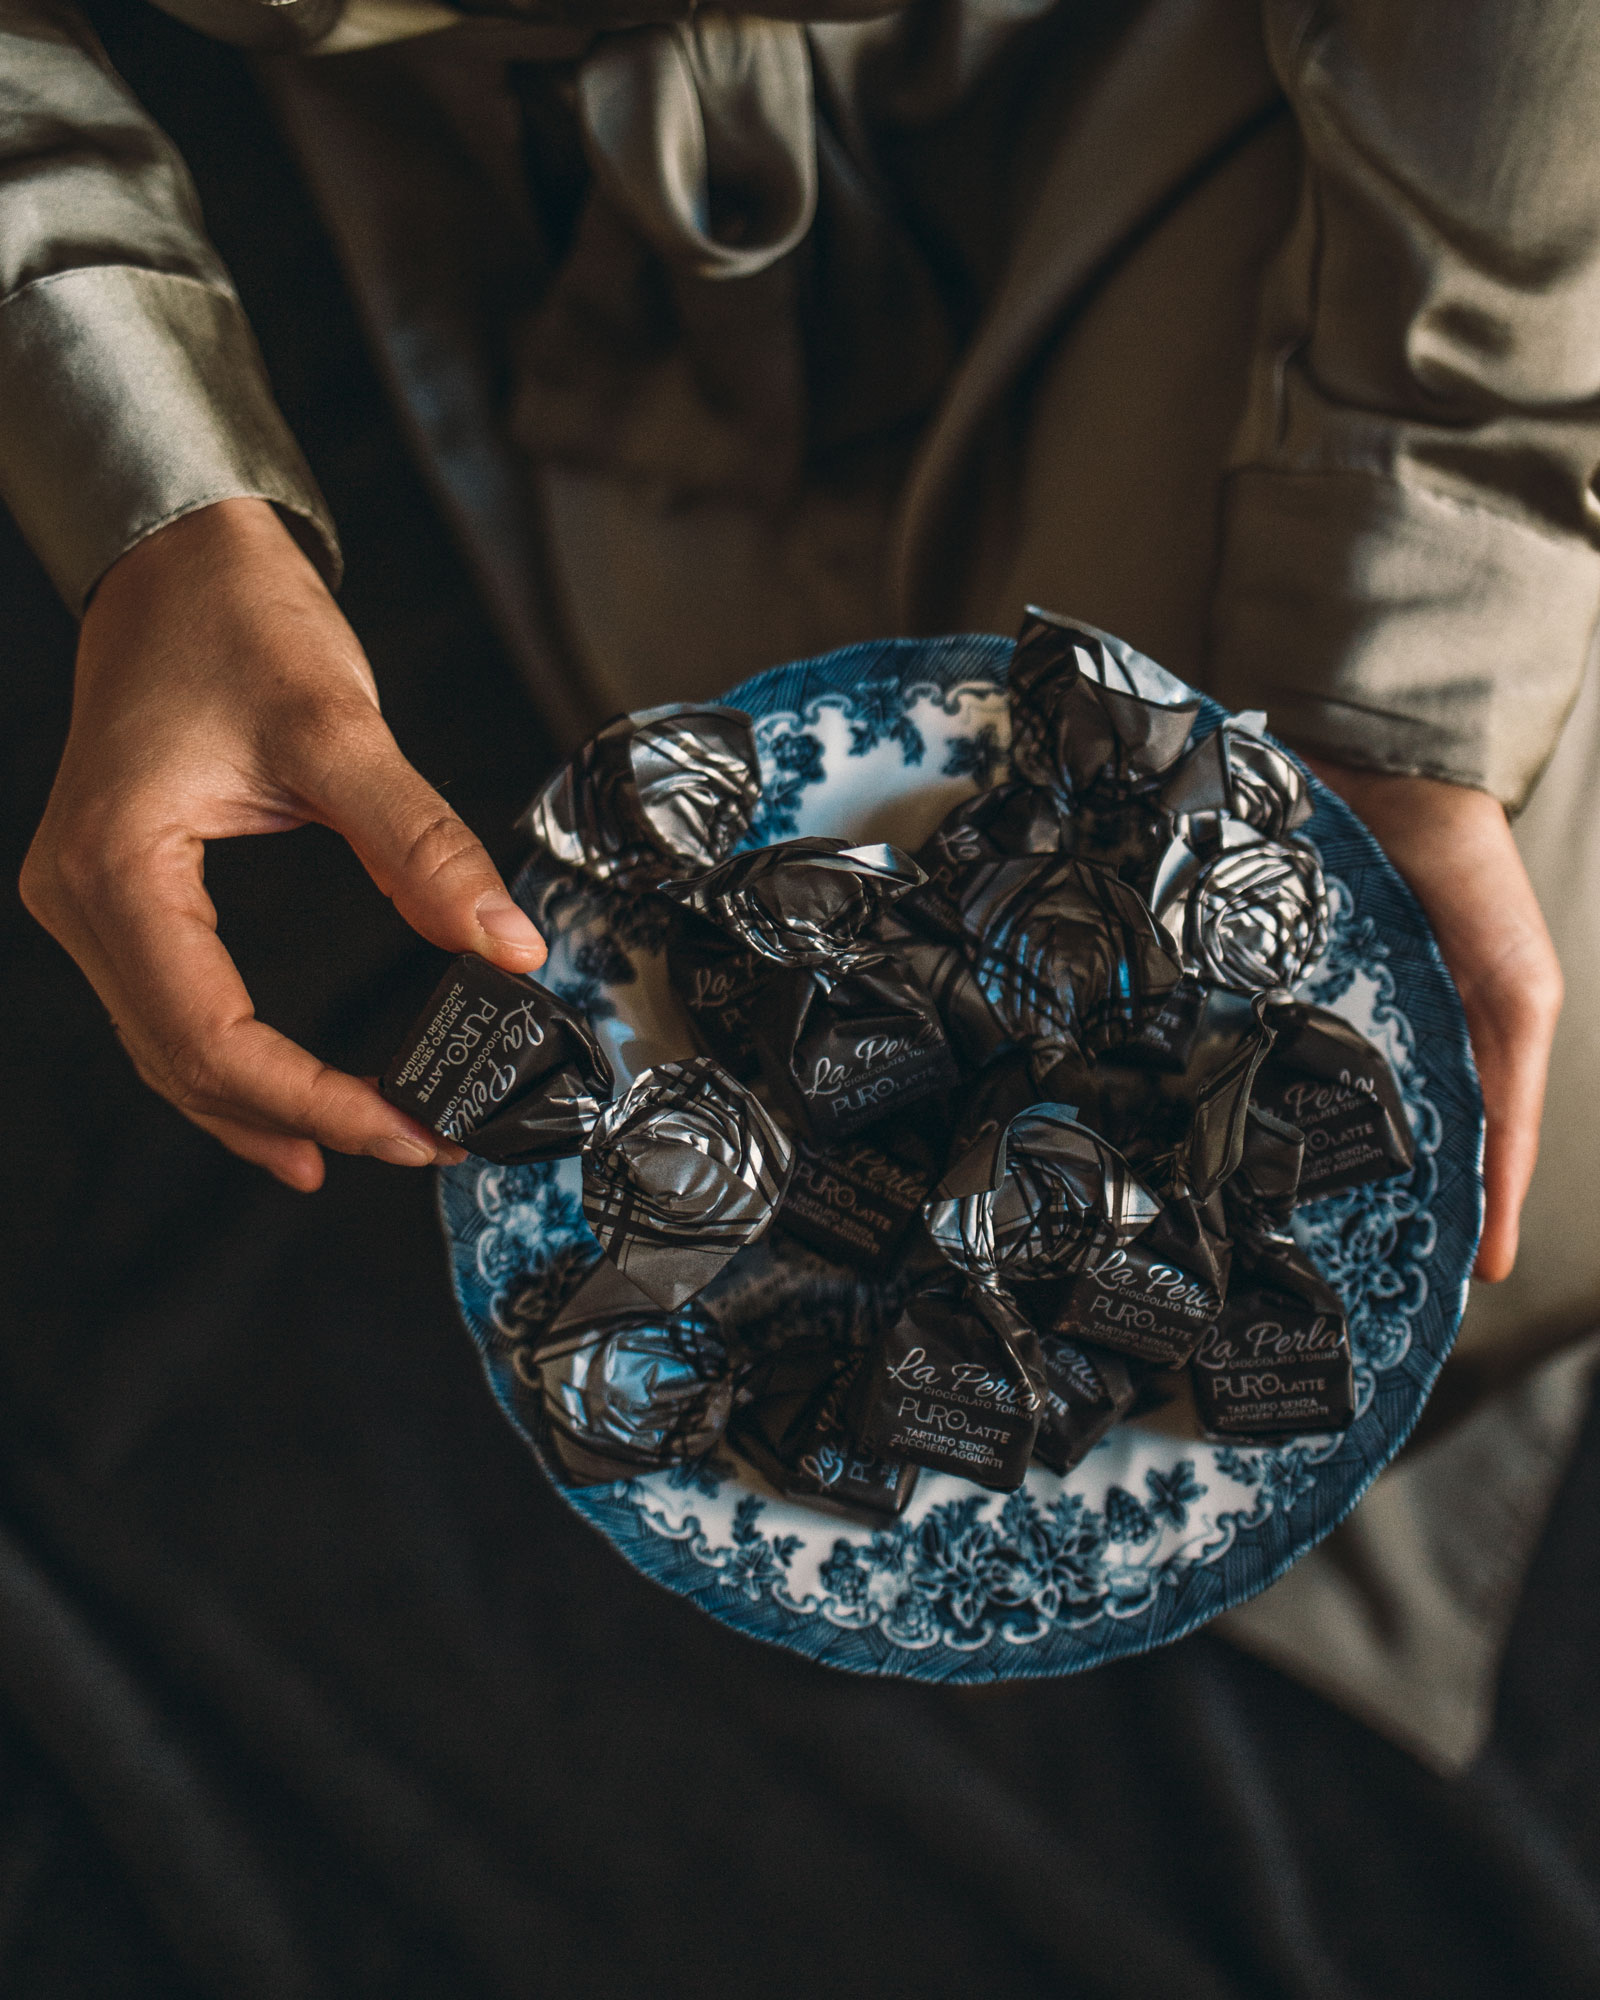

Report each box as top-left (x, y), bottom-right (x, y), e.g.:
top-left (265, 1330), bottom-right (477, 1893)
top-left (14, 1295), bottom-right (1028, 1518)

top-left (19, 496), bottom-right (548, 1192)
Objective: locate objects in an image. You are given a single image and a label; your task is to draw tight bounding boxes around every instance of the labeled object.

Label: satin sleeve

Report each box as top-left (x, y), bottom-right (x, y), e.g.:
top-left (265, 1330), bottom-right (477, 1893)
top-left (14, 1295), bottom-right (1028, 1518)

top-left (1207, 0), bottom-right (1600, 809)
top-left (0, 0), bottom-right (339, 608)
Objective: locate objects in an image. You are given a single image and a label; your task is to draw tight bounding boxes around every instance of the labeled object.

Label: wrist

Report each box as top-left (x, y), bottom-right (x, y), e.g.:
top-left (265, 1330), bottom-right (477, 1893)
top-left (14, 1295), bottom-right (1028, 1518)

top-left (86, 497), bottom-right (324, 622)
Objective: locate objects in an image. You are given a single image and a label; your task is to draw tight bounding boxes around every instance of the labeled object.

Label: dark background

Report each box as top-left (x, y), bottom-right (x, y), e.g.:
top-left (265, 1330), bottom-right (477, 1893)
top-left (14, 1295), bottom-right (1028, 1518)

top-left (3, 8), bottom-right (1600, 1994)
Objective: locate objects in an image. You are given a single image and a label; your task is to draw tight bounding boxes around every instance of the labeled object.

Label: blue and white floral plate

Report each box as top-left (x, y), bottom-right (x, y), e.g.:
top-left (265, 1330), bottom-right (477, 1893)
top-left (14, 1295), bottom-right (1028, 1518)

top-left (439, 634), bottom-right (1484, 1682)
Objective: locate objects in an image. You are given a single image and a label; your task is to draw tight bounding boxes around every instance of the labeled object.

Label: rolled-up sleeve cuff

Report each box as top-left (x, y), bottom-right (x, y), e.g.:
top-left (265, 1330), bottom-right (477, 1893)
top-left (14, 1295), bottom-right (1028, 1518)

top-left (1207, 468), bottom-right (1600, 811)
top-left (0, 264), bottom-right (341, 609)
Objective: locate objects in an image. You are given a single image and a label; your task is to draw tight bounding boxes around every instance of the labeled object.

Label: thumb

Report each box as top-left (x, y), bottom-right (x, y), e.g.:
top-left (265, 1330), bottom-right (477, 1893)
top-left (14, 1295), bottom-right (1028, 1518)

top-left (311, 719), bottom-right (546, 971)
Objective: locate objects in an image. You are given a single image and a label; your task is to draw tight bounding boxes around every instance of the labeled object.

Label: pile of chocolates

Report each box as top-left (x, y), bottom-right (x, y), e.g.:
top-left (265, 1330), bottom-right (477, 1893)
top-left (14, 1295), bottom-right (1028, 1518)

top-left (381, 612), bottom-right (1414, 1517)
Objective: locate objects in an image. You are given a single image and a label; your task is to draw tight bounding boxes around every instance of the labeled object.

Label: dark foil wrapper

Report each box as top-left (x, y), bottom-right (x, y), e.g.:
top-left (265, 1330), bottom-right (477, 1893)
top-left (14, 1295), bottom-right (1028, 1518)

top-left (661, 837), bottom-right (923, 969)
top-left (520, 704), bottom-right (761, 890)
top-left (732, 1335), bottom-right (918, 1518)
top-left (380, 954), bottom-right (611, 1163)
top-left (581, 1057), bottom-right (793, 1310)
top-left (1253, 1000), bottom-right (1415, 1197)
top-left (1226, 1103), bottom-right (1306, 1230)
top-left (1174, 992), bottom-right (1278, 1198)
top-left (855, 1279), bottom-right (1045, 1492)
top-left (960, 856), bottom-right (1183, 1052)
top-left (757, 959), bottom-right (960, 1143)
top-left (1158, 713), bottom-right (1313, 843)
top-left (902, 781), bottom-right (1072, 941)
top-left (1008, 608), bottom-right (1202, 796)
top-left (1191, 1243), bottom-right (1354, 1439)
top-left (1125, 976), bottom-right (1210, 1073)
top-left (928, 1101), bottom-right (1160, 1289)
top-left (666, 911), bottom-right (772, 1078)
top-left (1023, 1196), bottom-right (1231, 1368)
top-left (876, 910), bottom-right (1012, 1072)
top-left (1027, 985), bottom-right (1272, 1198)
top-left (1150, 828), bottom-right (1329, 992)
top-left (777, 1127), bottom-right (940, 1275)
top-left (529, 1261), bottom-right (733, 1483)
top-left (1033, 1335), bottom-right (1142, 1475)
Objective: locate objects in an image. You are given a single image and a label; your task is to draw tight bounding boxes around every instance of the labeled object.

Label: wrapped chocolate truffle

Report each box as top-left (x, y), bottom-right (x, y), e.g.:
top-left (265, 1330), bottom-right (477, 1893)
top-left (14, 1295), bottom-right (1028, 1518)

top-left (926, 1103), bottom-right (1160, 1278)
top-left (1190, 1240), bottom-right (1355, 1440)
top-left (1008, 608), bottom-right (1202, 798)
top-left (665, 838), bottom-right (959, 1141)
top-left (1149, 823), bottom-right (1329, 993)
top-left (731, 1333), bottom-right (918, 1519)
top-left (666, 917), bottom-right (772, 1078)
top-left (874, 911), bottom-right (1013, 1073)
top-left (856, 1105), bottom-right (1157, 1491)
top-left (521, 704), bottom-right (762, 891)
top-left (855, 1277), bottom-right (1045, 1492)
top-left (581, 1057), bottom-right (793, 1310)
top-left (1026, 1196), bottom-right (1231, 1369)
top-left (901, 781), bottom-right (1073, 942)
top-left (1158, 711), bottom-right (1313, 845)
top-left (1032, 1334), bottom-right (1144, 1476)
top-left (775, 1119), bottom-right (944, 1277)
top-left (763, 964), bottom-right (958, 1142)
top-left (1252, 999), bottom-right (1414, 1197)
top-left (959, 855), bottom-right (1183, 1054)
top-left (528, 1260), bottom-right (734, 1483)
top-left (663, 837), bottom-right (922, 966)
top-left (381, 954), bottom-right (611, 1163)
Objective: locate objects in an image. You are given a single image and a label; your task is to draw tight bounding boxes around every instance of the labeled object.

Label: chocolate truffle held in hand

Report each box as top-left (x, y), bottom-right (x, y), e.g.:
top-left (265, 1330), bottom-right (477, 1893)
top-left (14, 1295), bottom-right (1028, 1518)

top-left (380, 954), bottom-right (611, 1163)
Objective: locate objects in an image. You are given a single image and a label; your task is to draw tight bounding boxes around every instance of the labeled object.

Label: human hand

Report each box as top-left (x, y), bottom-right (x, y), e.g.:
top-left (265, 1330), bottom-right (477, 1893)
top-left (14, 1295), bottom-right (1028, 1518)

top-left (1305, 759), bottom-right (1561, 1283)
top-left (20, 497), bottom-right (547, 1192)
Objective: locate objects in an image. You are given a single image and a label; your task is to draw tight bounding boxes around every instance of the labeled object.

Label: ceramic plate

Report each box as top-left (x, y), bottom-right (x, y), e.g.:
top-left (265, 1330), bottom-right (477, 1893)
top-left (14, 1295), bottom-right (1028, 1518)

top-left (438, 634), bottom-right (1483, 1682)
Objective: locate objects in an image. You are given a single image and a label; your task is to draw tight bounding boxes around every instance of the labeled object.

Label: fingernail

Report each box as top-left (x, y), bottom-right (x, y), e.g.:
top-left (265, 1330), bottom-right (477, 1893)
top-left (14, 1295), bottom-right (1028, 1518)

top-left (476, 894), bottom-right (543, 956)
top-left (435, 1140), bottom-right (470, 1166)
top-left (372, 1135), bottom-right (437, 1168)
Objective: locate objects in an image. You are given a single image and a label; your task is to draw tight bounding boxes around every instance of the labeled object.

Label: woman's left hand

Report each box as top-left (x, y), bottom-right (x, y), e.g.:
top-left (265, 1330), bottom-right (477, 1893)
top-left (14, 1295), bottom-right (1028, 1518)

top-left (1305, 760), bottom-right (1562, 1283)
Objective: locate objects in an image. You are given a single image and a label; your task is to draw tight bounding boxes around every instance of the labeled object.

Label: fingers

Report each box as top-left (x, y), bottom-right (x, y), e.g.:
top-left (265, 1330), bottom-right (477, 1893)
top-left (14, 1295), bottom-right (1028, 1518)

top-left (1442, 869), bottom-right (1562, 1283)
top-left (302, 716), bottom-right (546, 974)
top-left (24, 822), bottom-right (463, 1180)
top-left (27, 500), bottom-right (527, 1183)
top-left (1307, 760), bottom-right (1562, 1283)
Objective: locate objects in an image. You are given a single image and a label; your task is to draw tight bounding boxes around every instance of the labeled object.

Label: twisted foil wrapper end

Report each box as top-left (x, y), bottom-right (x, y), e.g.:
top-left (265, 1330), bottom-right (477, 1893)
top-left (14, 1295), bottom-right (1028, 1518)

top-left (1227, 1102), bottom-right (1307, 1230)
top-left (1009, 607), bottom-right (1202, 796)
top-left (581, 1056), bottom-right (794, 1310)
top-left (520, 704), bottom-right (761, 889)
top-left (1149, 829), bottom-right (1329, 993)
top-left (1158, 714), bottom-right (1313, 844)
top-left (1174, 991), bottom-right (1279, 1198)
top-left (927, 1102), bottom-right (1160, 1290)
top-left (661, 837), bottom-right (925, 968)
top-left (530, 1261), bottom-right (733, 1483)
top-left (959, 855), bottom-right (1183, 1050)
